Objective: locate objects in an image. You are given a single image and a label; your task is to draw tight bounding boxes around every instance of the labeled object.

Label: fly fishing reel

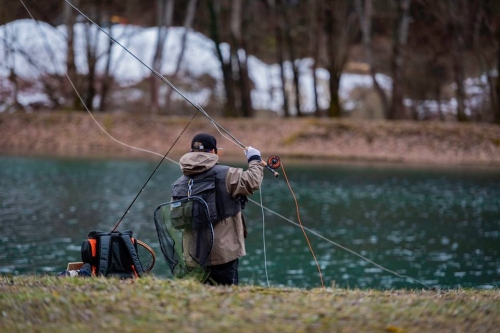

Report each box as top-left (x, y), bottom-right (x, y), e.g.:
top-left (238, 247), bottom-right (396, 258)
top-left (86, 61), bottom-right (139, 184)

top-left (267, 155), bottom-right (281, 169)
top-left (263, 155), bottom-right (281, 177)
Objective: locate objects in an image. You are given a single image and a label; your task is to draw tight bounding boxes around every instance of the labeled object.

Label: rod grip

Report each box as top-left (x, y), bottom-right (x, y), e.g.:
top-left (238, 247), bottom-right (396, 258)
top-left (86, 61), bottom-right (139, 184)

top-left (262, 161), bottom-right (279, 177)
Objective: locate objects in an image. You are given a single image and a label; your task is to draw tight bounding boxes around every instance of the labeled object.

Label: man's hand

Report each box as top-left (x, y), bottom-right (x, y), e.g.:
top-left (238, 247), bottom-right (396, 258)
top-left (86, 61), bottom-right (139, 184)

top-left (244, 146), bottom-right (261, 162)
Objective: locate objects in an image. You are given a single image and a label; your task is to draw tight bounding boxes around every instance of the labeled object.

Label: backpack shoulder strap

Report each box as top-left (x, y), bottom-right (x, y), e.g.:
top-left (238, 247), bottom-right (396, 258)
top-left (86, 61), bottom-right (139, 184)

top-left (118, 234), bottom-right (144, 277)
top-left (97, 234), bottom-right (111, 276)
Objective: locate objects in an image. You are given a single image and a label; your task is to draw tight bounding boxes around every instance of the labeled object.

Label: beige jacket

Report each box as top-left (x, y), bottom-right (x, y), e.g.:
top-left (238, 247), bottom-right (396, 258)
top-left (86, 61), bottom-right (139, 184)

top-left (177, 152), bottom-right (264, 266)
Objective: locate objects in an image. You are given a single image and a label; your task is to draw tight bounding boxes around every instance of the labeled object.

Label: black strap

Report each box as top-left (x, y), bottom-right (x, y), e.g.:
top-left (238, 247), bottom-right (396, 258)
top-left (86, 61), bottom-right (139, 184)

top-left (119, 235), bottom-right (144, 276)
top-left (98, 235), bottom-right (111, 276)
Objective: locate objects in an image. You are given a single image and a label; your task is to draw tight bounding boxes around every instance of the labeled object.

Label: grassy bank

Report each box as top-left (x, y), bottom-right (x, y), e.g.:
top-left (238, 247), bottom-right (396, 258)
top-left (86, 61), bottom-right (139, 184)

top-left (1, 111), bottom-right (500, 167)
top-left (1, 275), bottom-right (499, 333)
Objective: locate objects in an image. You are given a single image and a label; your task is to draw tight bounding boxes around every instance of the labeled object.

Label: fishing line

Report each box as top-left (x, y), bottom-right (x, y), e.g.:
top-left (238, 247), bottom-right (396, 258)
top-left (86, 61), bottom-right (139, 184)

top-left (23, 0), bottom-right (432, 289)
top-left (211, 124), bottom-right (270, 286)
top-left (63, 0), bottom-right (281, 179)
top-left (280, 162), bottom-right (325, 288)
top-left (64, 0), bottom-right (281, 285)
top-left (247, 198), bottom-right (432, 289)
top-left (20, 0), bottom-right (198, 232)
top-left (110, 112), bottom-right (198, 232)
top-left (23, 0), bottom-right (272, 278)
top-left (63, 0), bottom-right (245, 151)
top-left (258, 182), bottom-right (270, 287)
top-left (208, 125), bottom-right (270, 286)
top-left (18, 0), bottom-right (175, 162)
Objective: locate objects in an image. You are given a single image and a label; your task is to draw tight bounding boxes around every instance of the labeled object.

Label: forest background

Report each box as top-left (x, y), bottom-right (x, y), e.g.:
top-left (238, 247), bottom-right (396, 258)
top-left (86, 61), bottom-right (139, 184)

top-left (2, 0), bottom-right (500, 125)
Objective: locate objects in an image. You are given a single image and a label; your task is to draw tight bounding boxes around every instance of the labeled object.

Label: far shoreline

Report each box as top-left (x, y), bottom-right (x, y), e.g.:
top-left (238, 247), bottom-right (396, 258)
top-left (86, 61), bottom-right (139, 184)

top-left (3, 147), bottom-right (500, 172)
top-left (1, 111), bottom-right (500, 171)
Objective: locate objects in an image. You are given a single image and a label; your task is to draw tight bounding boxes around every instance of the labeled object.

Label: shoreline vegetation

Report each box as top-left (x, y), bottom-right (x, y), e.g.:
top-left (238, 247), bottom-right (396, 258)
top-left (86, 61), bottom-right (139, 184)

top-left (1, 276), bottom-right (499, 333)
top-left (1, 111), bottom-right (500, 168)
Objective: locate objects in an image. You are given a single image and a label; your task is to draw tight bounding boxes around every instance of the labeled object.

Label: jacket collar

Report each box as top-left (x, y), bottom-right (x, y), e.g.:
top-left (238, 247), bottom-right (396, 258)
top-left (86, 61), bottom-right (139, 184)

top-left (179, 152), bottom-right (219, 176)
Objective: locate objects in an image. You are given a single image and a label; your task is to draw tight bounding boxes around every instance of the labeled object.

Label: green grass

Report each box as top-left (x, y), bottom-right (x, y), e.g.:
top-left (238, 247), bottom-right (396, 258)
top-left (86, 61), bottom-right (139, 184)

top-left (1, 275), bottom-right (499, 333)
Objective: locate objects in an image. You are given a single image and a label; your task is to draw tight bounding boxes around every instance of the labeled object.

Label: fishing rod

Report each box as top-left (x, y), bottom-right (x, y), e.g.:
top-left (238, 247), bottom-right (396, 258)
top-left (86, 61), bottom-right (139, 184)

top-left (20, 1), bottom-right (431, 289)
top-left (18, 0), bottom-right (202, 233)
top-left (61, 0), bottom-right (324, 286)
top-left (63, 0), bottom-right (279, 178)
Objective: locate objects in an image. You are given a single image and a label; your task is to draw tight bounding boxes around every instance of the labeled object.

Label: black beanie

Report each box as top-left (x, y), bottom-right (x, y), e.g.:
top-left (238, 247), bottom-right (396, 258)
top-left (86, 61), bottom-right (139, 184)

top-left (191, 133), bottom-right (217, 151)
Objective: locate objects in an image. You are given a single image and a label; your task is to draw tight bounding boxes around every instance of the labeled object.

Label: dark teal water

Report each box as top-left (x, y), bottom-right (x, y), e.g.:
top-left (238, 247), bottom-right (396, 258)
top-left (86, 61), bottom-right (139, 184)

top-left (0, 155), bottom-right (499, 290)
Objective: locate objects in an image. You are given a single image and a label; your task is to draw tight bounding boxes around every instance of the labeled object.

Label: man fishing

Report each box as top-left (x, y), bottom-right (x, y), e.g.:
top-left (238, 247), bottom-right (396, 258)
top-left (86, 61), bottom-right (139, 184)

top-left (170, 133), bottom-right (264, 285)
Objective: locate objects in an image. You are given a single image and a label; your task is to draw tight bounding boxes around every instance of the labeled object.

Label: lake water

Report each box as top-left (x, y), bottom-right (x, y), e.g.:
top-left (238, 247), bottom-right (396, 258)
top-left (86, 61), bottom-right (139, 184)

top-left (0, 155), bottom-right (499, 290)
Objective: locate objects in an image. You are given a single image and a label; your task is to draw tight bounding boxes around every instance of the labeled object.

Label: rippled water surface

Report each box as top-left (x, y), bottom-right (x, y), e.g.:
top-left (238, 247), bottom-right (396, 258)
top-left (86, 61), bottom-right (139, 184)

top-left (1, 155), bottom-right (499, 289)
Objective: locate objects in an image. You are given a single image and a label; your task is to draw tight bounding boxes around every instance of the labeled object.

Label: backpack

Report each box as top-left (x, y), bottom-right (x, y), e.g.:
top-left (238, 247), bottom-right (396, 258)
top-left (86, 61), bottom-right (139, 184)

top-left (80, 230), bottom-right (144, 279)
top-left (170, 165), bottom-right (245, 226)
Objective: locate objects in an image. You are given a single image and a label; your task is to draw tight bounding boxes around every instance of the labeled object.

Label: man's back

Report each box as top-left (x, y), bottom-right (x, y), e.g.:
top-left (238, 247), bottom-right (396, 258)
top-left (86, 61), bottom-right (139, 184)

top-left (169, 133), bottom-right (263, 285)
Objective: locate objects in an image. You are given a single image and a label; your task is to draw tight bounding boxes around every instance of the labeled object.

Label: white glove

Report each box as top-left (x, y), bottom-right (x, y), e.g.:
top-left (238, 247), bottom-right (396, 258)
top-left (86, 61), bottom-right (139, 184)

top-left (244, 146), bottom-right (261, 161)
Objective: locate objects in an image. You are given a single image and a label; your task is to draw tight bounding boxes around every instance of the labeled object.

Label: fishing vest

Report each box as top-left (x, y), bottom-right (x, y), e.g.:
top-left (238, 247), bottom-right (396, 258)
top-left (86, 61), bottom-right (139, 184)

top-left (171, 165), bottom-right (245, 227)
top-left (80, 230), bottom-right (144, 279)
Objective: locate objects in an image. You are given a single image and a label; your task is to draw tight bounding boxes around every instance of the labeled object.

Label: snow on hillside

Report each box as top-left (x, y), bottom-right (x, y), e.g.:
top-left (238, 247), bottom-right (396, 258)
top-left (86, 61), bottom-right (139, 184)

top-left (1, 19), bottom-right (392, 113)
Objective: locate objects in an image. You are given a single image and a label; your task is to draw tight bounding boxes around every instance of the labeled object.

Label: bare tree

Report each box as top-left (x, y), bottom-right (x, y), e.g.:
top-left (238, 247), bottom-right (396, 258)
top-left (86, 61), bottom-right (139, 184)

top-left (164, 0), bottom-right (198, 113)
top-left (493, 17), bottom-right (500, 124)
top-left (355, 0), bottom-right (389, 118)
top-left (496, 34), bottom-right (500, 124)
top-left (79, 1), bottom-right (108, 111)
top-left (64, 0), bottom-right (79, 110)
top-left (97, 0), bottom-right (116, 112)
top-left (282, 2), bottom-right (302, 117)
top-left (150, 0), bottom-right (175, 114)
top-left (3, 27), bottom-right (63, 110)
top-left (230, 0), bottom-right (254, 117)
top-left (324, 0), bottom-right (358, 118)
top-left (388, 0), bottom-right (412, 120)
top-left (308, 0), bottom-right (323, 116)
top-left (207, 0), bottom-right (237, 117)
top-left (419, 0), bottom-right (474, 122)
top-left (83, 21), bottom-right (99, 110)
top-left (448, 0), bottom-right (468, 122)
top-left (478, 0), bottom-right (500, 124)
top-left (2, 24), bottom-right (24, 112)
top-left (269, 0), bottom-right (290, 117)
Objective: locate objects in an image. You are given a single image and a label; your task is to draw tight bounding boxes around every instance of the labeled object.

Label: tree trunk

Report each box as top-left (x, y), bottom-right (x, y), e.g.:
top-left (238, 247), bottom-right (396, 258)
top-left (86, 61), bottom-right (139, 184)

top-left (388, 0), bottom-right (411, 120)
top-left (64, 0), bottom-right (79, 110)
top-left (235, 51), bottom-right (253, 117)
top-left (165, 0), bottom-right (198, 113)
top-left (328, 72), bottom-right (342, 118)
top-left (208, 0), bottom-right (236, 117)
top-left (355, 0), bottom-right (389, 118)
top-left (451, 34), bottom-right (468, 122)
top-left (283, 2), bottom-right (302, 116)
top-left (324, 0), bottom-right (357, 118)
top-left (271, 0), bottom-right (290, 117)
top-left (151, 0), bottom-right (175, 114)
top-left (231, 0), bottom-right (253, 117)
top-left (98, 2), bottom-right (114, 112)
top-left (496, 31), bottom-right (500, 124)
top-left (98, 26), bottom-right (113, 112)
top-left (84, 22), bottom-right (98, 111)
top-left (309, 0), bottom-right (322, 117)
top-left (4, 26), bottom-right (24, 112)
top-left (449, 0), bottom-right (468, 122)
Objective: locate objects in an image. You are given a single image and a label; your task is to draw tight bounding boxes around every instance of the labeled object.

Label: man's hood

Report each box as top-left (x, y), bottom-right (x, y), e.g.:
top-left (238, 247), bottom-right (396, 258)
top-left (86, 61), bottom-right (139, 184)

top-left (179, 152), bottom-right (219, 176)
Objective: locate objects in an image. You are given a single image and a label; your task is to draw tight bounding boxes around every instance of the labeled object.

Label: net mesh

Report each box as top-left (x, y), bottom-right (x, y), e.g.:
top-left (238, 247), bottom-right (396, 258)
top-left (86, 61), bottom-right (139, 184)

top-left (153, 196), bottom-right (214, 282)
top-left (137, 240), bottom-right (156, 273)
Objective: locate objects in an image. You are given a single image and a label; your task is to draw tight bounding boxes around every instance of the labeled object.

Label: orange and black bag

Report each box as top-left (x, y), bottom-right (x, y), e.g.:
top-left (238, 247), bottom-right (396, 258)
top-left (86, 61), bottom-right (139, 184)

top-left (81, 230), bottom-right (144, 278)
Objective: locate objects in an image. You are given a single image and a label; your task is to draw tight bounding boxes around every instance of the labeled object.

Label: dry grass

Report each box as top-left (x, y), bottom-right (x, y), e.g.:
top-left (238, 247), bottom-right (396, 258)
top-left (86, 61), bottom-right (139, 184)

top-left (1, 275), bottom-right (499, 333)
